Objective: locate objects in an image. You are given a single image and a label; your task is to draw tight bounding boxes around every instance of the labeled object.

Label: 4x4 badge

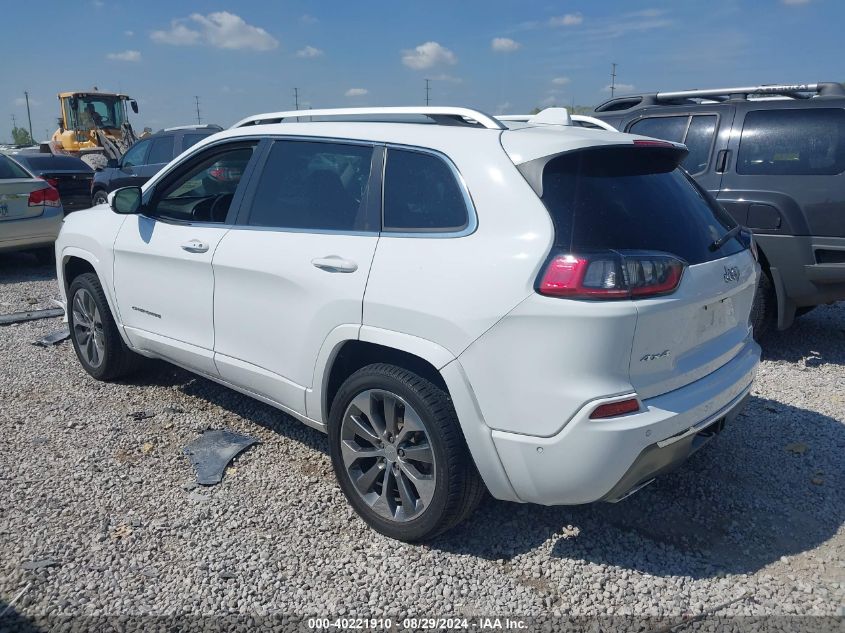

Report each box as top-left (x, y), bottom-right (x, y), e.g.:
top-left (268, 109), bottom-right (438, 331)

top-left (723, 266), bottom-right (740, 283)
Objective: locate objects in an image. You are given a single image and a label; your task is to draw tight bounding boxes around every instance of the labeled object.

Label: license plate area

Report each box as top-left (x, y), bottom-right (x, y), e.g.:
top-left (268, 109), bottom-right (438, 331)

top-left (695, 296), bottom-right (736, 338)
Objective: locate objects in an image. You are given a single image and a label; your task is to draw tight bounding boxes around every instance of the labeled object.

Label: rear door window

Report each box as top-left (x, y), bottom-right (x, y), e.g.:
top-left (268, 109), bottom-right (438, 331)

top-left (629, 115), bottom-right (718, 175)
top-left (534, 146), bottom-right (742, 264)
top-left (737, 108), bottom-right (845, 175)
top-left (0, 155), bottom-right (30, 179)
top-left (383, 148), bottom-right (469, 232)
top-left (121, 140), bottom-right (150, 168)
top-left (245, 140), bottom-right (375, 231)
top-left (147, 136), bottom-right (175, 165)
top-left (182, 134), bottom-right (209, 152)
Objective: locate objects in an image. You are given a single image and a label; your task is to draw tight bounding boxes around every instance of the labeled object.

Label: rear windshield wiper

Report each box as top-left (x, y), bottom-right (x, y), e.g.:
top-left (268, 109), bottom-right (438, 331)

top-left (709, 224), bottom-right (742, 252)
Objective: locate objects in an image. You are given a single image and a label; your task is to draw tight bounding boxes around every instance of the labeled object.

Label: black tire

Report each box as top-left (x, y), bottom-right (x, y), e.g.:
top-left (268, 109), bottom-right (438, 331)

top-left (750, 271), bottom-right (776, 340)
top-left (92, 189), bottom-right (109, 207)
top-left (68, 273), bottom-right (144, 381)
top-left (328, 363), bottom-right (486, 542)
top-left (33, 247), bottom-right (55, 265)
top-left (795, 305), bottom-right (817, 318)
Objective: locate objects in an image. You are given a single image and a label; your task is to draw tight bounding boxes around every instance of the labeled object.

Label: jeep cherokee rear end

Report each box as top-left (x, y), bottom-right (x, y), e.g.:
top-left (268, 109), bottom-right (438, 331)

top-left (453, 127), bottom-right (760, 505)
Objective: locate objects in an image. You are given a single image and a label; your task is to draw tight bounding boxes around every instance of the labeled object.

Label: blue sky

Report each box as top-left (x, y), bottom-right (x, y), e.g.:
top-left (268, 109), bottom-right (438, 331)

top-left (0, 0), bottom-right (841, 141)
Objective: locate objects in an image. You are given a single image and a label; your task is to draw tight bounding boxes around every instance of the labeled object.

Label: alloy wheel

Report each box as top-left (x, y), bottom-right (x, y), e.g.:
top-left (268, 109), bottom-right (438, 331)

top-left (340, 389), bottom-right (436, 522)
top-left (72, 288), bottom-right (105, 368)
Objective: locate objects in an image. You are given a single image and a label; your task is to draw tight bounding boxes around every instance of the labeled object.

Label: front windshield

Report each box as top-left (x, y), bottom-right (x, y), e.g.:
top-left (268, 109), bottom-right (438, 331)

top-left (64, 96), bottom-right (127, 131)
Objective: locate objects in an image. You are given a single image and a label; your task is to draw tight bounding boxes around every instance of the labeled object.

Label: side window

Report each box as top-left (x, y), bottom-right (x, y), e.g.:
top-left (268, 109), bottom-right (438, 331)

top-left (681, 115), bottom-right (717, 174)
top-left (147, 136), bottom-right (175, 165)
top-left (182, 134), bottom-right (208, 152)
top-left (737, 108), bottom-right (845, 176)
top-left (628, 116), bottom-right (687, 143)
top-left (246, 140), bottom-right (374, 231)
top-left (147, 143), bottom-right (257, 223)
top-left (629, 115), bottom-right (717, 175)
top-left (383, 149), bottom-right (469, 232)
top-left (121, 140), bottom-right (150, 168)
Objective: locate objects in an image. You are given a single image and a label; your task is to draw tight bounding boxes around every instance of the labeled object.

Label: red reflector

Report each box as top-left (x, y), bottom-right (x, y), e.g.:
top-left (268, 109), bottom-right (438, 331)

top-left (632, 139), bottom-right (677, 148)
top-left (28, 185), bottom-right (61, 208)
top-left (590, 398), bottom-right (640, 419)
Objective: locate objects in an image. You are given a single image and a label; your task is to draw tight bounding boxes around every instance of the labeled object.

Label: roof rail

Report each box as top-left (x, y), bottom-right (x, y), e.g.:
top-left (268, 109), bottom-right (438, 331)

top-left (496, 110), bottom-right (617, 131)
top-left (595, 82), bottom-right (845, 112)
top-left (163, 124), bottom-right (223, 132)
top-left (231, 107), bottom-right (506, 130)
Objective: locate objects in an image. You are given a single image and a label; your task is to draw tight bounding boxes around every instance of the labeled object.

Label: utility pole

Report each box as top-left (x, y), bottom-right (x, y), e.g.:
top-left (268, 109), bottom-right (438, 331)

top-left (294, 87), bottom-right (300, 110)
top-left (194, 96), bottom-right (202, 125)
top-left (24, 91), bottom-right (34, 143)
top-left (610, 63), bottom-right (617, 98)
top-left (425, 79), bottom-right (431, 106)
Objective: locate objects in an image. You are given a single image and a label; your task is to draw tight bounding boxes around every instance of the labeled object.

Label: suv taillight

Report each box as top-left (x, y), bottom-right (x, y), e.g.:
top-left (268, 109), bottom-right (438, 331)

top-left (538, 251), bottom-right (685, 300)
top-left (28, 185), bottom-right (61, 208)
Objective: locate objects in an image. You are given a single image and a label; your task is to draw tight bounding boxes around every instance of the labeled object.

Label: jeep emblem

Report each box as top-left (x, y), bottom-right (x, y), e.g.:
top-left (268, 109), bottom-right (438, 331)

top-left (723, 266), bottom-right (740, 283)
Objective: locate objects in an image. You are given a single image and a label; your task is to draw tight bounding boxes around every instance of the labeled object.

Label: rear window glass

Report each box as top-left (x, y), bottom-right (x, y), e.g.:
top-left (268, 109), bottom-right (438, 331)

top-left (536, 147), bottom-right (742, 264)
top-left (737, 108), bottom-right (845, 175)
top-left (629, 115), bottom-right (717, 174)
top-left (383, 149), bottom-right (469, 232)
top-left (0, 155), bottom-right (30, 179)
top-left (13, 155), bottom-right (92, 172)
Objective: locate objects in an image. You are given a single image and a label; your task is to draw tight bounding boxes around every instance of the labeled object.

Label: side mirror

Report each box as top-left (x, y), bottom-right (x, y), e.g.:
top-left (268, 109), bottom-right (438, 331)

top-left (110, 187), bottom-right (142, 215)
top-left (130, 100), bottom-right (139, 114)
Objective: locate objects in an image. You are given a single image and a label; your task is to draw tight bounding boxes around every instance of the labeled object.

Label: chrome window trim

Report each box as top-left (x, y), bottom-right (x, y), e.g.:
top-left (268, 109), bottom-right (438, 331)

top-left (381, 143), bottom-right (478, 239)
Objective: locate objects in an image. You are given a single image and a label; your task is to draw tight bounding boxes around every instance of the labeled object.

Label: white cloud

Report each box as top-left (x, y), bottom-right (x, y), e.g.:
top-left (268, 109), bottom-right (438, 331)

top-left (151, 12), bottom-right (278, 51)
top-left (603, 83), bottom-right (635, 93)
top-left (540, 95), bottom-right (558, 107)
top-left (491, 37), bottom-right (520, 53)
top-left (401, 41), bottom-right (457, 70)
top-left (106, 50), bottom-right (142, 62)
top-left (345, 88), bottom-right (369, 97)
top-left (549, 13), bottom-right (583, 26)
top-left (551, 76), bottom-right (570, 86)
top-left (124, 30), bottom-right (134, 37)
top-left (296, 45), bottom-right (324, 58)
top-left (300, 14), bottom-right (318, 24)
top-left (495, 101), bottom-right (512, 114)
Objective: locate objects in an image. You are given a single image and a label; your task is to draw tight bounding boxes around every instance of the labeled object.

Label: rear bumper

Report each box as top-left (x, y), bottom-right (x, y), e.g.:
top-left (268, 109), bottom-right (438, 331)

top-left (0, 206), bottom-right (63, 252)
top-left (489, 337), bottom-right (759, 505)
top-left (755, 234), bottom-right (845, 328)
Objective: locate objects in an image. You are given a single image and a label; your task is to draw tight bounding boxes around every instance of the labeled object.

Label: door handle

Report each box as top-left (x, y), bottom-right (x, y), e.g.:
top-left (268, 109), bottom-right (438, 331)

top-left (181, 239), bottom-right (210, 253)
top-left (715, 149), bottom-right (731, 173)
top-left (311, 256), bottom-right (358, 273)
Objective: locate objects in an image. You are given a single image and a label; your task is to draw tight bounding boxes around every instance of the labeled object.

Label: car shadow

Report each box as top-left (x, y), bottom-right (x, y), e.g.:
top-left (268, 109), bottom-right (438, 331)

top-left (761, 302), bottom-right (845, 366)
top-left (0, 600), bottom-right (41, 633)
top-left (433, 394), bottom-right (844, 579)
top-left (0, 252), bottom-right (55, 282)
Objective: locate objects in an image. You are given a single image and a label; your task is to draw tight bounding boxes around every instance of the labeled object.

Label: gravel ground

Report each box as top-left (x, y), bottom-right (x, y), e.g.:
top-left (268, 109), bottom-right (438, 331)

top-left (0, 251), bottom-right (843, 625)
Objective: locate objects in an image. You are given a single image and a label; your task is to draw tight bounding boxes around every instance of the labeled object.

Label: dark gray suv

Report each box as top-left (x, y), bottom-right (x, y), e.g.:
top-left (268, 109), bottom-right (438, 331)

top-left (593, 82), bottom-right (845, 336)
top-left (91, 125), bottom-right (222, 206)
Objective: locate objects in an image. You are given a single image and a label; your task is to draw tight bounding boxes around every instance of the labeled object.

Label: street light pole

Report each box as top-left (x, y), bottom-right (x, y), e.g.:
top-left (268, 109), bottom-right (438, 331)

top-left (24, 91), bottom-right (34, 143)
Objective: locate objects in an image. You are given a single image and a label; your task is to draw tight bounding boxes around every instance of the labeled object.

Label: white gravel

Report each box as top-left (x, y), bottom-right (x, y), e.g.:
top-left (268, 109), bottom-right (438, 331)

top-left (0, 251), bottom-right (842, 625)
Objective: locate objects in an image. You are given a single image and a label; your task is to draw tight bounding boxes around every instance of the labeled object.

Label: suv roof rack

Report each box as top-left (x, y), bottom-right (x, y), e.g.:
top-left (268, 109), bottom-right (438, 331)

top-left (595, 82), bottom-right (845, 112)
top-left (161, 124), bottom-right (224, 132)
top-left (231, 107), bottom-right (506, 130)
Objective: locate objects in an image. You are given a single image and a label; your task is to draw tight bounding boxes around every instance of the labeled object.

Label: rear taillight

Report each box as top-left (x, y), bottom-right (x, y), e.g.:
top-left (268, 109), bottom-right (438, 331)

top-left (40, 176), bottom-right (59, 188)
top-left (28, 186), bottom-right (61, 208)
top-left (590, 398), bottom-right (640, 419)
top-left (538, 251), bottom-right (685, 300)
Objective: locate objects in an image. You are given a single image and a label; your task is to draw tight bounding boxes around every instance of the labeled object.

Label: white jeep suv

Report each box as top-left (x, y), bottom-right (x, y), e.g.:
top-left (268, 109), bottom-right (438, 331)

top-left (55, 107), bottom-right (760, 541)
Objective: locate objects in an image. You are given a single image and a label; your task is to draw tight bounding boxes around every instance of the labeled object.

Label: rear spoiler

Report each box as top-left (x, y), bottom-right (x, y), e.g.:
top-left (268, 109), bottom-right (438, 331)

top-left (517, 142), bottom-right (689, 197)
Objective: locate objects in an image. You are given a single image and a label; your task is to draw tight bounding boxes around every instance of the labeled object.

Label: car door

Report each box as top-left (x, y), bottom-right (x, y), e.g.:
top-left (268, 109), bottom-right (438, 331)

top-left (625, 106), bottom-right (735, 197)
top-left (112, 140), bottom-right (261, 375)
top-left (111, 138), bottom-right (151, 190)
top-left (211, 138), bottom-right (382, 416)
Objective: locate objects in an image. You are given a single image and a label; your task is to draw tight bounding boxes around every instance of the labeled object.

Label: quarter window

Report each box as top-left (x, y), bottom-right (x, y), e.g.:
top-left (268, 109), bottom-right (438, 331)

top-left (628, 114), bottom-right (718, 175)
top-left (182, 134), bottom-right (208, 152)
top-left (383, 149), bottom-right (469, 232)
top-left (737, 108), bottom-right (845, 175)
top-left (247, 140), bottom-right (375, 231)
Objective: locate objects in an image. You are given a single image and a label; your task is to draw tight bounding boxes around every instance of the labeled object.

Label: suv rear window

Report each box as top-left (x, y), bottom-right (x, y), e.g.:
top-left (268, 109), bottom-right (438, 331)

top-left (535, 146), bottom-right (742, 264)
top-left (737, 108), bottom-right (845, 175)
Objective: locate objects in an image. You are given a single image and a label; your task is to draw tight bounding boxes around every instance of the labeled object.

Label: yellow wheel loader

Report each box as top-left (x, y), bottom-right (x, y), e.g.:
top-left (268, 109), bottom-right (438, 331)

top-left (48, 90), bottom-right (140, 170)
